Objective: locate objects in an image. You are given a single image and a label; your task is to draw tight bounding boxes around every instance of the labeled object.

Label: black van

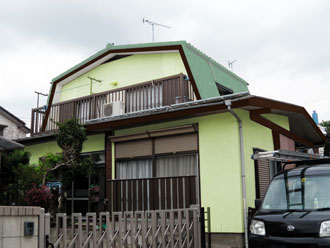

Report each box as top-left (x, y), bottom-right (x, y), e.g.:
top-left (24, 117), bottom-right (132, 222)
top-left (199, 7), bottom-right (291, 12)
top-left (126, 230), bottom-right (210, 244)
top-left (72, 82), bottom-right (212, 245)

top-left (250, 159), bottom-right (330, 248)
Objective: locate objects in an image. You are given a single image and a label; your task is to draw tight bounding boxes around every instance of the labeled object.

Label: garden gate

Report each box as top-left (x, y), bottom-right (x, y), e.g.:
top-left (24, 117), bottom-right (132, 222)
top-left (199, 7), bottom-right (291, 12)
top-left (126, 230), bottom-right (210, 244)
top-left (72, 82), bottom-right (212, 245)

top-left (44, 206), bottom-right (201, 248)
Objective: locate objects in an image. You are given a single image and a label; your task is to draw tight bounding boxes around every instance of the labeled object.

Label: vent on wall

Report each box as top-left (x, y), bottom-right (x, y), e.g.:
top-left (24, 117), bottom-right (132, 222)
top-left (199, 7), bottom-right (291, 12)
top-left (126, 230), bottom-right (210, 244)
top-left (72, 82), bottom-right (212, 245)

top-left (103, 101), bottom-right (125, 117)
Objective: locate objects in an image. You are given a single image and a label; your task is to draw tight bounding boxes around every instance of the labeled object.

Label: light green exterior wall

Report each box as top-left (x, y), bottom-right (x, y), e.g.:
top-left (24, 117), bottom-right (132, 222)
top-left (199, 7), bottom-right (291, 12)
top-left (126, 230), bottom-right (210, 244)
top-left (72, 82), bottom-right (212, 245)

top-left (262, 113), bottom-right (290, 130)
top-left (25, 134), bottom-right (105, 165)
top-left (24, 110), bottom-right (289, 233)
top-left (114, 110), bottom-right (290, 233)
top-left (60, 53), bottom-right (187, 102)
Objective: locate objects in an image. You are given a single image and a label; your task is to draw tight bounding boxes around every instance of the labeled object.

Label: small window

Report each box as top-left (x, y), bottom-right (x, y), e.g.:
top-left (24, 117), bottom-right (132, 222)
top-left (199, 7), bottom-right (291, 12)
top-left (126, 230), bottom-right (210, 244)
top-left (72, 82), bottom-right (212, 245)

top-left (215, 82), bottom-right (233, 96)
top-left (0, 126), bottom-right (6, 136)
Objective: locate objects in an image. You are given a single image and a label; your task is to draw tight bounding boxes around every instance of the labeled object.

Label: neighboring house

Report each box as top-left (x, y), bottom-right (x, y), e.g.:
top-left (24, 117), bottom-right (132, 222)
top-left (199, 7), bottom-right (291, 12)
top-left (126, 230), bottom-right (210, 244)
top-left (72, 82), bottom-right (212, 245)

top-left (17, 41), bottom-right (325, 247)
top-left (0, 106), bottom-right (30, 140)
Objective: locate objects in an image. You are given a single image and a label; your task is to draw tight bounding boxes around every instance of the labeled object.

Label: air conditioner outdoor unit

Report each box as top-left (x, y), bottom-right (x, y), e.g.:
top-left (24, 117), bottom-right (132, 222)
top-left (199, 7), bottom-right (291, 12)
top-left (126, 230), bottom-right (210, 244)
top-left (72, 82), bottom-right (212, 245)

top-left (103, 101), bottom-right (125, 117)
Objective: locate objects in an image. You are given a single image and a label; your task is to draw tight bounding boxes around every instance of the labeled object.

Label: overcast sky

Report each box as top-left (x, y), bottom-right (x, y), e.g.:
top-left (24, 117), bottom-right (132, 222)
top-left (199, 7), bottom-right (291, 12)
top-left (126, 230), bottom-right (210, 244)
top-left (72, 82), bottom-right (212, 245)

top-left (1, 0), bottom-right (330, 128)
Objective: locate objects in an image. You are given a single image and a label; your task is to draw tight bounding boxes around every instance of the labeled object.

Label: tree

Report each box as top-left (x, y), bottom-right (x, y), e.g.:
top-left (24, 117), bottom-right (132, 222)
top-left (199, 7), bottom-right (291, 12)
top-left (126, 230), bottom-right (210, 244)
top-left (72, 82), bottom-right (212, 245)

top-left (1, 150), bottom-right (41, 205)
top-left (40, 118), bottom-right (94, 201)
top-left (320, 121), bottom-right (330, 156)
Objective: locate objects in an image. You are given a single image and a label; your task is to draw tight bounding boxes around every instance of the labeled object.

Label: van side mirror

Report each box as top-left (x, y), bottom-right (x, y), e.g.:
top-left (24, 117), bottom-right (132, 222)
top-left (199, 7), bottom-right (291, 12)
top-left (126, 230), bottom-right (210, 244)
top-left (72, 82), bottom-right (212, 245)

top-left (255, 199), bottom-right (262, 209)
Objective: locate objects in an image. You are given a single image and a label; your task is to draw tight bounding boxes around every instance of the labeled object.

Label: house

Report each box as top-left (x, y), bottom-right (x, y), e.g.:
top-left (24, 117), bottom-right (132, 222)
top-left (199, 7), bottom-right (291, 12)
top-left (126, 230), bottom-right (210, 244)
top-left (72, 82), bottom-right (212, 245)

top-left (0, 106), bottom-right (30, 140)
top-left (17, 41), bottom-right (325, 247)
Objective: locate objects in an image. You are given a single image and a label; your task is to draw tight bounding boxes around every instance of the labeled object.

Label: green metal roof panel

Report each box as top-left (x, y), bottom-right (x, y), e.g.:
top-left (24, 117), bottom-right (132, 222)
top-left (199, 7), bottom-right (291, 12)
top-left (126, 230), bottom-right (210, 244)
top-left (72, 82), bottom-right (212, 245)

top-left (180, 42), bottom-right (249, 98)
top-left (51, 40), bottom-right (249, 99)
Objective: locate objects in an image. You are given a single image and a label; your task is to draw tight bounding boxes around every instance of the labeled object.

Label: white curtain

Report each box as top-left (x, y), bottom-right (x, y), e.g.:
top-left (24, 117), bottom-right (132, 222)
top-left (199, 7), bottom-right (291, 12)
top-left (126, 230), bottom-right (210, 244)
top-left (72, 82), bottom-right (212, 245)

top-left (156, 154), bottom-right (198, 177)
top-left (126, 84), bottom-right (163, 112)
top-left (76, 101), bottom-right (90, 123)
top-left (116, 159), bottom-right (152, 179)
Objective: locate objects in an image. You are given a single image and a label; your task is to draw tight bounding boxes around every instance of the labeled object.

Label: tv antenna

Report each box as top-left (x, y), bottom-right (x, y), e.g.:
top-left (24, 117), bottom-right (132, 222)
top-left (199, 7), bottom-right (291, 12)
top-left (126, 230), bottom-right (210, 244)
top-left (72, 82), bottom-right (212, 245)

top-left (228, 59), bottom-right (237, 71)
top-left (143, 18), bottom-right (171, 43)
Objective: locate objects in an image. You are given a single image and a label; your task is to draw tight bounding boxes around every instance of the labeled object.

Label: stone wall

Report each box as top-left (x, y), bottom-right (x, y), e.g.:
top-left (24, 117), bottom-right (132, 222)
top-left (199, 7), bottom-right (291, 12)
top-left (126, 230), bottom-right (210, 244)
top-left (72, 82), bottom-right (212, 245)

top-left (0, 206), bottom-right (43, 248)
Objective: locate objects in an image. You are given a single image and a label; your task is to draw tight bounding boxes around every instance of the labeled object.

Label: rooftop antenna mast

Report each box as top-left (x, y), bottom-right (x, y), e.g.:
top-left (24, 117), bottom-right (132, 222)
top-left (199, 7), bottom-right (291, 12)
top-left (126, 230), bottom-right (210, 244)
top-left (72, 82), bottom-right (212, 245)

top-left (228, 59), bottom-right (237, 71)
top-left (143, 18), bottom-right (171, 43)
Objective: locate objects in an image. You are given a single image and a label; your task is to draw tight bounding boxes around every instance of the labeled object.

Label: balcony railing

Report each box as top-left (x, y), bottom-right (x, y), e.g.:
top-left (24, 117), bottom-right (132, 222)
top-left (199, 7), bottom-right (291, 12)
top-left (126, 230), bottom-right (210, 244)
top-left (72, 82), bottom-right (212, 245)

top-left (107, 175), bottom-right (198, 212)
top-left (31, 74), bottom-right (197, 135)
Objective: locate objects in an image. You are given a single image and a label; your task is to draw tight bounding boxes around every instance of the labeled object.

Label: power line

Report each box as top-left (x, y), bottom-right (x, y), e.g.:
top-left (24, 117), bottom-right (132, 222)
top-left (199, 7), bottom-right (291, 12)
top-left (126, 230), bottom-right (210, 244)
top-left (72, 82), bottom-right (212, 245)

top-left (300, 94), bottom-right (330, 105)
top-left (54, 80), bottom-right (101, 94)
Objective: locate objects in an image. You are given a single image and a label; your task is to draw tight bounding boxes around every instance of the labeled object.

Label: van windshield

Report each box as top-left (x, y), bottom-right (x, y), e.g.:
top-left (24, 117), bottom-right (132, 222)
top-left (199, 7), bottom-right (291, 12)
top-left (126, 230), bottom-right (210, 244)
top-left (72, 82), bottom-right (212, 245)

top-left (262, 174), bottom-right (330, 211)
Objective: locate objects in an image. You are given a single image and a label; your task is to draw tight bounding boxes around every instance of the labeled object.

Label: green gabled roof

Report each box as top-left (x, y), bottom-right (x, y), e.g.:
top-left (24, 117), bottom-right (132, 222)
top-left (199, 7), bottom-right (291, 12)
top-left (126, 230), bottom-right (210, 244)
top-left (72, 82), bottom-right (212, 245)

top-left (51, 41), bottom-right (249, 99)
top-left (180, 42), bottom-right (249, 98)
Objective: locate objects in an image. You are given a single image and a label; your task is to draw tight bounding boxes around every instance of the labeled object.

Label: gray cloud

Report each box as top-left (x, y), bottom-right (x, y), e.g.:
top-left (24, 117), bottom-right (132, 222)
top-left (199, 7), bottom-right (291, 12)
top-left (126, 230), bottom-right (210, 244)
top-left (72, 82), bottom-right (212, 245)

top-left (1, 0), bottom-right (330, 126)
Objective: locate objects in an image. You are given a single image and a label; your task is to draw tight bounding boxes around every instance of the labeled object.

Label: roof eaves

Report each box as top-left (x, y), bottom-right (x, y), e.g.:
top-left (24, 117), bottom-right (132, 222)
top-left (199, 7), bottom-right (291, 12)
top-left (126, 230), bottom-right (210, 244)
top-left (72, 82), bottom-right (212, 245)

top-left (85, 92), bottom-right (250, 125)
top-left (0, 106), bottom-right (27, 127)
top-left (15, 132), bottom-right (56, 145)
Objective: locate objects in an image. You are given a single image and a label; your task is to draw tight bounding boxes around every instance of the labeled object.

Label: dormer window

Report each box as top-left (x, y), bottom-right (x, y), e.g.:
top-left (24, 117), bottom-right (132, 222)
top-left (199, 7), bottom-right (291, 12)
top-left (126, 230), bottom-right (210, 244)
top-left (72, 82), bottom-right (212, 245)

top-left (216, 82), bottom-right (233, 96)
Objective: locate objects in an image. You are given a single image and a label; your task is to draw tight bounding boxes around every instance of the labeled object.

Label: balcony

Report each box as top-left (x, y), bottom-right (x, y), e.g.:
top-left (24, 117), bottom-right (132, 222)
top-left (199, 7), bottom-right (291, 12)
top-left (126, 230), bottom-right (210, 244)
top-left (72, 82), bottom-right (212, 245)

top-left (31, 74), bottom-right (197, 135)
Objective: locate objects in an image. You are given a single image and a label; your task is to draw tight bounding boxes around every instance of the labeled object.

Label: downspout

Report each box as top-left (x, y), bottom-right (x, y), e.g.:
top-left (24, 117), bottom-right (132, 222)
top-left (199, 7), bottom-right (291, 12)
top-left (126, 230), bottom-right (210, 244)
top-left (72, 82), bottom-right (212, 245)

top-left (224, 99), bottom-right (249, 248)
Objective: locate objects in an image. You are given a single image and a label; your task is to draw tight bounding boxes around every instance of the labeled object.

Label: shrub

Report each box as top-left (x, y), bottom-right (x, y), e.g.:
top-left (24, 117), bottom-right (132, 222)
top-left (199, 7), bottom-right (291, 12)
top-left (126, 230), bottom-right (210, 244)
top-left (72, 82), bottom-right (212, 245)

top-left (25, 184), bottom-right (52, 210)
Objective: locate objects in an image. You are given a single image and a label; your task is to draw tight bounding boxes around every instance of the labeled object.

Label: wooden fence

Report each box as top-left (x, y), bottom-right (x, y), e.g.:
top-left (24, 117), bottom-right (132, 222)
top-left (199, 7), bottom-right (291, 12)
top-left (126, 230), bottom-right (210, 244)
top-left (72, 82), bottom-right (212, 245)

top-left (107, 176), bottom-right (197, 213)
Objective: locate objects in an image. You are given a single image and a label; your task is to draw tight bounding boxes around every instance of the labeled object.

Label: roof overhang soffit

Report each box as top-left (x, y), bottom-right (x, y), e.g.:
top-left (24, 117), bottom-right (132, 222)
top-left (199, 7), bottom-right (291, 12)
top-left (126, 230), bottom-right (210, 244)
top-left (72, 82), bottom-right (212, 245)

top-left (42, 45), bottom-right (201, 131)
top-left (247, 97), bottom-right (325, 147)
top-left (249, 108), bottom-right (314, 148)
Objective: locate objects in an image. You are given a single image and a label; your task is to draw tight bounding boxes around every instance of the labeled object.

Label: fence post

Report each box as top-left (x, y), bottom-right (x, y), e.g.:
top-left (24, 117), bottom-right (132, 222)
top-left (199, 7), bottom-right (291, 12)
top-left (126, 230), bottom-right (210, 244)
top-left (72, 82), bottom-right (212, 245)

top-left (185, 209), bottom-right (190, 247)
top-left (72, 213), bottom-right (82, 248)
top-left (190, 205), bottom-right (203, 248)
top-left (56, 213), bottom-right (67, 248)
top-left (207, 207), bottom-right (211, 248)
top-left (169, 211), bottom-right (174, 248)
top-left (151, 211), bottom-right (157, 248)
top-left (178, 210), bottom-right (183, 247)
top-left (100, 212), bottom-right (110, 247)
top-left (200, 207), bottom-right (206, 248)
top-left (86, 213), bottom-right (97, 248)
top-left (193, 207), bottom-right (200, 248)
top-left (118, 212), bottom-right (123, 248)
top-left (160, 211), bottom-right (166, 248)
top-left (141, 211), bottom-right (147, 248)
top-left (39, 208), bottom-right (45, 248)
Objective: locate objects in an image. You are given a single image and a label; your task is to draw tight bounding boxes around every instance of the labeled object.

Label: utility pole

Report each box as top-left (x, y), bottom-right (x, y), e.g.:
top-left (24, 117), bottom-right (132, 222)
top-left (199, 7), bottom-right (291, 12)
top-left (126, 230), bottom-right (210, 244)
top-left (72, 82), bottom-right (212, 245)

top-left (34, 91), bottom-right (48, 109)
